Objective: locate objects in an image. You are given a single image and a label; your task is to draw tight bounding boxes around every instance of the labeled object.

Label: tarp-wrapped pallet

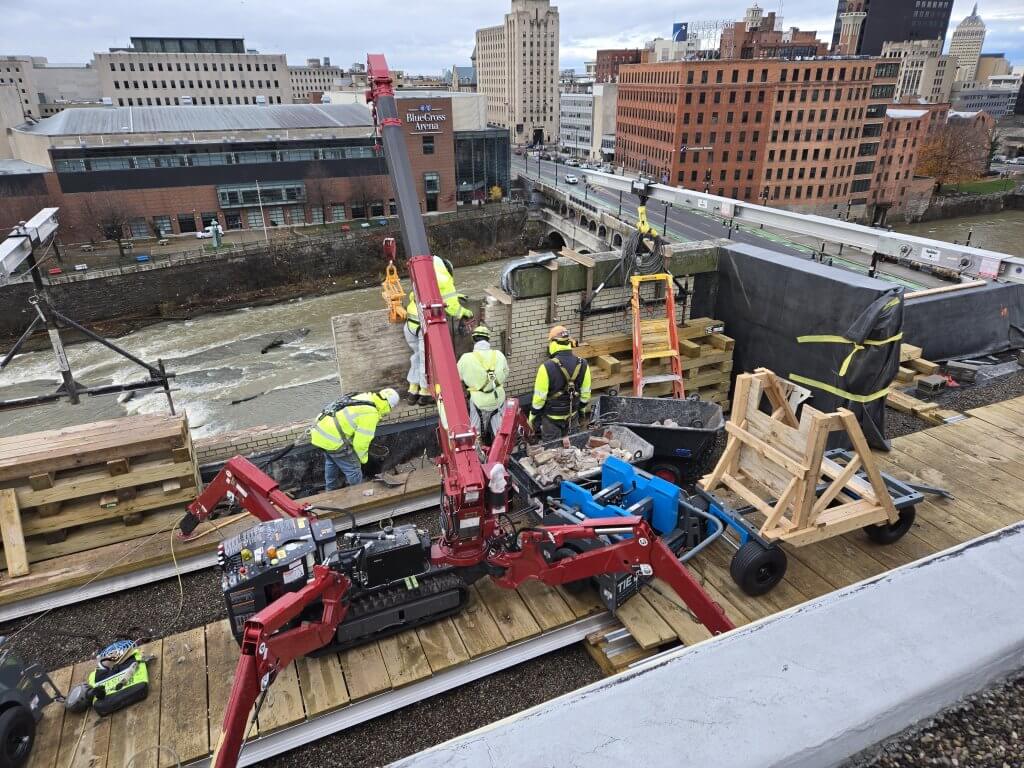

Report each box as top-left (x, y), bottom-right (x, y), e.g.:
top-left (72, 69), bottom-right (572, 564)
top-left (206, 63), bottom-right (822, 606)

top-left (0, 415), bottom-right (200, 577)
top-left (577, 317), bottom-right (735, 407)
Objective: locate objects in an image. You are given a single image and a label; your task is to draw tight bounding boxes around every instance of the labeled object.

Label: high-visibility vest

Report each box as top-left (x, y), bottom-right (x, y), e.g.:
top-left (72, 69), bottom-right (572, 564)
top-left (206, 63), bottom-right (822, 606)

top-left (405, 257), bottom-right (468, 333)
top-left (458, 348), bottom-right (507, 411)
top-left (531, 350), bottom-right (592, 421)
top-left (309, 393), bottom-right (381, 463)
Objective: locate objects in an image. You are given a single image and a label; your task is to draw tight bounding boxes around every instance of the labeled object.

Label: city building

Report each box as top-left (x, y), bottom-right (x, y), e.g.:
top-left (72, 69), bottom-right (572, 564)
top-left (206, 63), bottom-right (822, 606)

top-left (559, 91), bottom-right (593, 157)
top-left (974, 53), bottom-right (1011, 84)
top-left (719, 7), bottom-right (828, 60)
top-left (881, 39), bottom-right (955, 104)
top-left (591, 83), bottom-right (618, 161)
top-left (446, 65), bottom-right (477, 92)
top-left (0, 94), bottom-right (510, 237)
top-left (474, 0), bottom-right (560, 146)
top-left (595, 50), bottom-right (642, 83)
top-left (94, 37), bottom-right (289, 107)
top-left (559, 68), bottom-right (593, 94)
top-left (615, 57), bottom-right (917, 220)
top-left (951, 82), bottom-right (1018, 118)
top-left (288, 57), bottom-right (343, 103)
top-left (642, 37), bottom-right (703, 64)
top-left (830, 0), bottom-right (954, 57)
top-left (0, 56), bottom-right (102, 118)
top-left (949, 5), bottom-right (986, 83)
top-left (874, 104), bottom-right (948, 221)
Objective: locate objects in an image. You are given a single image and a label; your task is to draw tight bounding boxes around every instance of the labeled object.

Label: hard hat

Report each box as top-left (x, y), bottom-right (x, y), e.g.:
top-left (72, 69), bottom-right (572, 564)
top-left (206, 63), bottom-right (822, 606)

top-left (472, 324), bottom-right (491, 340)
top-left (548, 325), bottom-right (571, 342)
top-left (441, 257), bottom-right (455, 275)
top-left (379, 388), bottom-right (400, 410)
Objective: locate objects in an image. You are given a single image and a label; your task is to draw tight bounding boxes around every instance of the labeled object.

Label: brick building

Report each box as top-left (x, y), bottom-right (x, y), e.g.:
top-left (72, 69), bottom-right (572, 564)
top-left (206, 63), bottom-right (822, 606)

top-left (0, 97), bottom-right (510, 240)
top-left (595, 49), bottom-right (642, 83)
top-left (614, 57), bottom-right (927, 219)
top-left (719, 11), bottom-right (827, 60)
top-left (874, 105), bottom-right (948, 222)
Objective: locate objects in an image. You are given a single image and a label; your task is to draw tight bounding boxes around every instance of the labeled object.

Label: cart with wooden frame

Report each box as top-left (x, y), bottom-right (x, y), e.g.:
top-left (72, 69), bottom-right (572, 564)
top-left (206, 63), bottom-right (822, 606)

top-left (697, 369), bottom-right (929, 596)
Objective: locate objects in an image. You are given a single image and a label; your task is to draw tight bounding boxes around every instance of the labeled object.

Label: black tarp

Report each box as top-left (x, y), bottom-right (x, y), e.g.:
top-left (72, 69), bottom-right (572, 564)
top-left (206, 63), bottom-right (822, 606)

top-left (714, 243), bottom-right (903, 449)
top-left (903, 282), bottom-right (1024, 361)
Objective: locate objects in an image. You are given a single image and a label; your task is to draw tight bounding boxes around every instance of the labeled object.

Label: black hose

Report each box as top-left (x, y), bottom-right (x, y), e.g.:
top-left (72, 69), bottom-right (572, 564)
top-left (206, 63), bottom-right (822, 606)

top-left (308, 504), bottom-right (358, 532)
top-left (253, 440), bottom-right (300, 470)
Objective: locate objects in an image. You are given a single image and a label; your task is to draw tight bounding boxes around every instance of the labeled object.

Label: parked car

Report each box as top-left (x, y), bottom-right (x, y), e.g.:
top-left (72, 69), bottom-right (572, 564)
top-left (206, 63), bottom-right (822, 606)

top-left (992, 155), bottom-right (1008, 164)
top-left (565, 158), bottom-right (580, 167)
top-left (196, 223), bottom-right (224, 239)
top-left (73, 264), bottom-right (88, 272)
top-left (514, 147), bottom-right (524, 156)
top-left (47, 267), bottom-right (62, 275)
top-left (601, 163), bottom-right (614, 173)
top-left (564, 174), bottom-right (579, 184)
top-left (539, 152), bottom-right (552, 161)
top-left (1008, 157), bottom-right (1024, 165)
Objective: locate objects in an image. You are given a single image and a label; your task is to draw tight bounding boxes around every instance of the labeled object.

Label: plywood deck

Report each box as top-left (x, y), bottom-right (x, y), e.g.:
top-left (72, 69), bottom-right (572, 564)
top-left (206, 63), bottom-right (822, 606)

top-left (29, 397), bottom-right (1024, 768)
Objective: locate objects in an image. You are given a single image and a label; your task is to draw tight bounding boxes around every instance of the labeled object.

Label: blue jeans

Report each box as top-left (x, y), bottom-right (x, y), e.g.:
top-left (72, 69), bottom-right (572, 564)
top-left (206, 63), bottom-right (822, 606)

top-left (323, 446), bottom-right (363, 490)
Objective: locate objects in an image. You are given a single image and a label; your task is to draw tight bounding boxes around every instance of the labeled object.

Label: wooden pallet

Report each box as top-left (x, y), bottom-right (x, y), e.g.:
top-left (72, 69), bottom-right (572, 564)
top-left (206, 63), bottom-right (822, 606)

top-left (0, 415), bottom-right (200, 577)
top-left (579, 318), bottom-right (734, 403)
top-left (29, 396), bottom-right (1024, 762)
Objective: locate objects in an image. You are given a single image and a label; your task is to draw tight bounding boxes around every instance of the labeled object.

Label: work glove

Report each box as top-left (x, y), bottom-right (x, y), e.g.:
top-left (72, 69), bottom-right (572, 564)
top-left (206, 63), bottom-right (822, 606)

top-left (461, 307), bottom-right (474, 320)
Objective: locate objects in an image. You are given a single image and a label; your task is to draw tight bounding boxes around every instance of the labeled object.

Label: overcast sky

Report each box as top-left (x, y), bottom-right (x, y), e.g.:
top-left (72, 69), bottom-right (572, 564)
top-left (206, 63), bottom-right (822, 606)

top-left (1, 0), bottom-right (1021, 73)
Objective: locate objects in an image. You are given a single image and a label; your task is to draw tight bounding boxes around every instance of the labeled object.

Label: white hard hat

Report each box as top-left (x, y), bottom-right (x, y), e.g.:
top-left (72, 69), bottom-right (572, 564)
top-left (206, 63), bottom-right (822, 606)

top-left (380, 388), bottom-right (400, 410)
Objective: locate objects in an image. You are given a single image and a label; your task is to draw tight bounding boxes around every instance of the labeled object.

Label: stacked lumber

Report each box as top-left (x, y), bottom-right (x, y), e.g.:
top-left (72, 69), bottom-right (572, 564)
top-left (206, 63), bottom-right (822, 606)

top-left (0, 415), bottom-right (200, 578)
top-left (893, 343), bottom-right (941, 385)
top-left (886, 344), bottom-right (964, 426)
top-left (577, 317), bottom-right (735, 409)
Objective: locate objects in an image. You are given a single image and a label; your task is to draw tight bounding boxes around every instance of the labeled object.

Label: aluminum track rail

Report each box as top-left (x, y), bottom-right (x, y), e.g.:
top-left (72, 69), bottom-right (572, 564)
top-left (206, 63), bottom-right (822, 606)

top-left (0, 490), bottom-right (439, 622)
top-left (186, 612), bottom-right (617, 768)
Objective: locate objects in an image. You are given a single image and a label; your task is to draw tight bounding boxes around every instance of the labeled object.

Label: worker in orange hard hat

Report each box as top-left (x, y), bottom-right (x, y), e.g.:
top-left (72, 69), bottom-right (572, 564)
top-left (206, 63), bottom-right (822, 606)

top-left (529, 325), bottom-right (592, 441)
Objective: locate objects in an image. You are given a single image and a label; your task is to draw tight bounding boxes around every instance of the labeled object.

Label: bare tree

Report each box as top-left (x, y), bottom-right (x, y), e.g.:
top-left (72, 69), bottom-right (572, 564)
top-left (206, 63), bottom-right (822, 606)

top-left (917, 121), bottom-right (990, 194)
top-left (348, 174), bottom-right (385, 219)
top-left (304, 166), bottom-right (331, 225)
top-left (80, 193), bottom-right (135, 259)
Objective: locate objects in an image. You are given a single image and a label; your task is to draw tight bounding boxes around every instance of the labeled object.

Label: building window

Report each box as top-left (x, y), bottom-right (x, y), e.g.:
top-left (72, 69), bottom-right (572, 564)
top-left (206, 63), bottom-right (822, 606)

top-left (289, 204), bottom-right (305, 224)
top-left (267, 207), bottom-right (285, 226)
top-left (331, 203), bottom-right (346, 222)
top-left (422, 135), bottom-right (435, 155)
top-left (152, 215), bottom-right (172, 236)
top-left (310, 206), bottom-right (324, 224)
top-left (246, 209), bottom-right (264, 228)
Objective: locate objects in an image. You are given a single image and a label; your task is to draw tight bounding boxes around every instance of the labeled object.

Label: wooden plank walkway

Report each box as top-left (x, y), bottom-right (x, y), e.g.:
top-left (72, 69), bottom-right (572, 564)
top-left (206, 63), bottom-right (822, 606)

top-left (30, 397), bottom-right (1024, 767)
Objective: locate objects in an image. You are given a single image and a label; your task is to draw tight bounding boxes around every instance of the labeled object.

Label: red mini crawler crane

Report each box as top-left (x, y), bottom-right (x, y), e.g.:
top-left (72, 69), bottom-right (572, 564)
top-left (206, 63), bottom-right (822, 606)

top-left (178, 54), bottom-right (734, 768)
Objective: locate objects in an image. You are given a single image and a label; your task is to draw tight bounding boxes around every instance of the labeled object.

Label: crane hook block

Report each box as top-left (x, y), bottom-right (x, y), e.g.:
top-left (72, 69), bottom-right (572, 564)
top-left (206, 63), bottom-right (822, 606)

top-left (380, 238), bottom-right (407, 323)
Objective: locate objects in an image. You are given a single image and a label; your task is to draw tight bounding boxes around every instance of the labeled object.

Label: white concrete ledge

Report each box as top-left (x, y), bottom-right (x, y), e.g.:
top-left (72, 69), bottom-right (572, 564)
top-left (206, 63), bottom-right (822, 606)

top-left (393, 522), bottom-right (1024, 768)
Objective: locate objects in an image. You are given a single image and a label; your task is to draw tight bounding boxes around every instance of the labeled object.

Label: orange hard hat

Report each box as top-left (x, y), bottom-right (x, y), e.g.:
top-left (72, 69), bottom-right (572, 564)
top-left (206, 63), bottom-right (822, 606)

top-left (548, 325), bottom-right (571, 342)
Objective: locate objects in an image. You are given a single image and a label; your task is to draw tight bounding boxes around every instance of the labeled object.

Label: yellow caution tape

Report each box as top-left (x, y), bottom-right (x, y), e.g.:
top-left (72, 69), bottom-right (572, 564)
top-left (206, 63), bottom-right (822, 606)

top-left (796, 332), bottom-right (903, 376)
top-left (788, 374), bottom-right (890, 403)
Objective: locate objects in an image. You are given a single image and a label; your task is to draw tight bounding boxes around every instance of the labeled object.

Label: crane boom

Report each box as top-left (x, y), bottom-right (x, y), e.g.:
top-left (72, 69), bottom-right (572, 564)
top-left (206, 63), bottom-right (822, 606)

top-left (366, 54), bottom-right (492, 559)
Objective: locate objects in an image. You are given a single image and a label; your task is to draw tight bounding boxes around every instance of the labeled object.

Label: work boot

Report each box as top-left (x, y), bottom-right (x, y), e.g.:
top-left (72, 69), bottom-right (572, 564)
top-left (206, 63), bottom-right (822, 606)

top-left (417, 394), bottom-right (434, 407)
top-left (406, 389), bottom-right (420, 405)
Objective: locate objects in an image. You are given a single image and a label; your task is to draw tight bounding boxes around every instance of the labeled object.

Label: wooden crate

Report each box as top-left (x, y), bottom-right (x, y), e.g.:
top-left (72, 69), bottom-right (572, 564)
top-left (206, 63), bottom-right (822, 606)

top-left (579, 318), bottom-right (734, 403)
top-left (0, 415), bottom-right (200, 577)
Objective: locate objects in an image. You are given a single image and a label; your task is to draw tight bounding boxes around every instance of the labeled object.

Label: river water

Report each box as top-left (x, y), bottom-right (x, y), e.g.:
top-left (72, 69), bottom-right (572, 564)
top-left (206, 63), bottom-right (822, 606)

top-left (4, 210), bottom-right (1022, 439)
top-left (893, 209), bottom-right (1024, 257)
top-left (0, 258), bottom-right (518, 439)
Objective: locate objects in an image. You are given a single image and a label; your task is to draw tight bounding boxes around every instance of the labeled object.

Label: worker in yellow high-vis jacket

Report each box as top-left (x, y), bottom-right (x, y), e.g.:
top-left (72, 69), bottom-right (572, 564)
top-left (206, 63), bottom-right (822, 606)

top-left (529, 326), bottom-right (592, 441)
top-left (309, 388), bottom-right (399, 490)
top-left (456, 325), bottom-right (509, 442)
top-left (404, 256), bottom-right (473, 407)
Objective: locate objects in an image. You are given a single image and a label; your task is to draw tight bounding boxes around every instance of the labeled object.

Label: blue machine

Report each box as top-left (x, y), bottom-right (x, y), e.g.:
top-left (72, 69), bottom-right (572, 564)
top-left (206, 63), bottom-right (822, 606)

top-left (559, 457), bottom-right (680, 536)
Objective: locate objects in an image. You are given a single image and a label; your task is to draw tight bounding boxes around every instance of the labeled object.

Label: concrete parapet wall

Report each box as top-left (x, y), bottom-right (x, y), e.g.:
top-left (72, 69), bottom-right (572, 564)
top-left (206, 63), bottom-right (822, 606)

top-left (193, 421), bottom-right (309, 465)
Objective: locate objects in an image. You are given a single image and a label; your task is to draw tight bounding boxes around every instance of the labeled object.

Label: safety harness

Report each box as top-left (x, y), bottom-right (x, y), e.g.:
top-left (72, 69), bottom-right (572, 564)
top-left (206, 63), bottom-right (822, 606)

top-left (311, 394), bottom-right (378, 451)
top-left (470, 350), bottom-right (500, 395)
top-left (545, 354), bottom-right (585, 418)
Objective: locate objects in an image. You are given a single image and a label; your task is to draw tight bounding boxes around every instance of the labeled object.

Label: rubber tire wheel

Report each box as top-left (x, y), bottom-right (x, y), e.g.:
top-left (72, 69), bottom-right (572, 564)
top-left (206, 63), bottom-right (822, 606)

top-left (730, 541), bottom-right (787, 597)
top-left (650, 461), bottom-right (683, 485)
top-left (0, 705), bottom-right (35, 768)
top-left (554, 547), bottom-right (590, 594)
top-left (864, 505), bottom-right (916, 545)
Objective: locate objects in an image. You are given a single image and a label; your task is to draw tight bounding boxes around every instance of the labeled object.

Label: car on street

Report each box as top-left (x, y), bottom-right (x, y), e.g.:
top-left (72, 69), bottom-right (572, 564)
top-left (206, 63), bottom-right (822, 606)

top-left (1008, 157), bottom-right (1024, 165)
top-left (565, 158), bottom-right (580, 167)
top-left (196, 224), bottom-right (224, 239)
top-left (539, 152), bottom-right (552, 160)
top-left (564, 174), bottom-right (579, 184)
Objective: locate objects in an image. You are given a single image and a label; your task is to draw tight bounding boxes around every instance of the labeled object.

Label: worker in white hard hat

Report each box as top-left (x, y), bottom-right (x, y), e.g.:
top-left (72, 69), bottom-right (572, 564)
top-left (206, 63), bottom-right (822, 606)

top-left (309, 388), bottom-right (400, 490)
top-left (457, 325), bottom-right (510, 443)
top-left (404, 256), bottom-right (473, 406)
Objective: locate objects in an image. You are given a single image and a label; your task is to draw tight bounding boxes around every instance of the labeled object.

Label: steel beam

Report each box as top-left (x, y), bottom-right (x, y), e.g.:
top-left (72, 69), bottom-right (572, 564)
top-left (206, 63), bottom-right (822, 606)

top-left (1, 208), bottom-right (59, 282)
top-left (581, 170), bottom-right (1021, 280)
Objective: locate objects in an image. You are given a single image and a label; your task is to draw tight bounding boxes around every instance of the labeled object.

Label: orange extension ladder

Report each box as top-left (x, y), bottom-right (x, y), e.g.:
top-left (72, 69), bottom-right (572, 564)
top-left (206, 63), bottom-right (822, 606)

top-left (630, 273), bottom-right (684, 398)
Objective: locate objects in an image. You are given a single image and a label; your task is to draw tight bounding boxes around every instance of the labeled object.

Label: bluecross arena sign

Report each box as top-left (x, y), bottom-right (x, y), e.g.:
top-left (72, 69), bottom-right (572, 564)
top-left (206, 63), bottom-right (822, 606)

top-left (405, 104), bottom-right (447, 132)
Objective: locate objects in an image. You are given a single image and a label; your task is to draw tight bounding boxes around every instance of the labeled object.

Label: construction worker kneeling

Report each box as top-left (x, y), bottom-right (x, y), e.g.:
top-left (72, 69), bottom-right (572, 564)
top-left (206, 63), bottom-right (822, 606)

top-left (529, 326), bottom-right (592, 442)
top-left (404, 256), bottom-right (473, 407)
top-left (310, 388), bottom-right (400, 490)
top-left (457, 325), bottom-right (509, 442)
